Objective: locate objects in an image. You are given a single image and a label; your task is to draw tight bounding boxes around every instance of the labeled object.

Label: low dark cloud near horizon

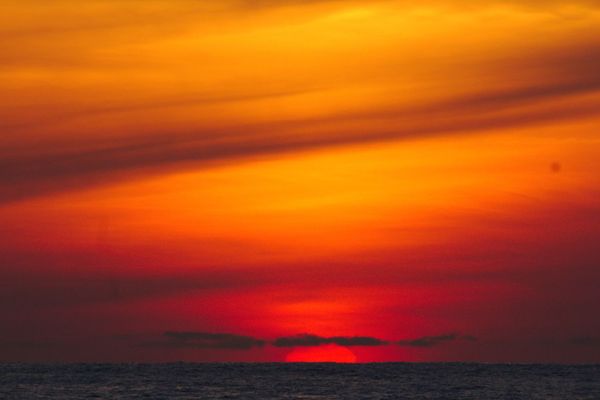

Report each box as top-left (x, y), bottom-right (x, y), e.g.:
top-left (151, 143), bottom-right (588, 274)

top-left (397, 333), bottom-right (477, 348)
top-left (272, 334), bottom-right (387, 347)
top-left (0, 264), bottom-right (270, 310)
top-left (160, 332), bottom-right (266, 349)
top-left (570, 336), bottom-right (600, 347)
top-left (146, 331), bottom-right (480, 350)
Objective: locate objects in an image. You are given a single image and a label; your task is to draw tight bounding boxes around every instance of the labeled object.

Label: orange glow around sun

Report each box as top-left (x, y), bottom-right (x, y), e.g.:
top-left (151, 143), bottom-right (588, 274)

top-left (285, 345), bottom-right (357, 363)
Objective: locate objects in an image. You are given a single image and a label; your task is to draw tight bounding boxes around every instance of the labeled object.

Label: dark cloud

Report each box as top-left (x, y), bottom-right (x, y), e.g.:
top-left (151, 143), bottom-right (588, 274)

top-left (145, 332), bottom-right (386, 350)
top-left (0, 340), bottom-right (56, 350)
top-left (146, 331), bottom-right (476, 350)
top-left (397, 333), bottom-right (477, 347)
top-left (0, 261), bottom-right (273, 310)
top-left (1, 10), bottom-right (600, 203)
top-left (272, 333), bottom-right (387, 347)
top-left (570, 336), bottom-right (600, 347)
top-left (3, 47), bottom-right (600, 205)
top-left (1, 88), bottom-right (598, 204)
top-left (0, 86), bottom-right (320, 132)
top-left (161, 332), bottom-right (266, 349)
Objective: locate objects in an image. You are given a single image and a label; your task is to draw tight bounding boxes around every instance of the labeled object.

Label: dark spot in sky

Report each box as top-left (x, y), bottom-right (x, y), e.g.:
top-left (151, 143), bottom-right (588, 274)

top-left (550, 162), bottom-right (561, 173)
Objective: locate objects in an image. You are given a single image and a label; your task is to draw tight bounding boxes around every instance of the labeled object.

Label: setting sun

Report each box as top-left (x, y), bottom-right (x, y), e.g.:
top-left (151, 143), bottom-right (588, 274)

top-left (285, 345), bottom-right (357, 363)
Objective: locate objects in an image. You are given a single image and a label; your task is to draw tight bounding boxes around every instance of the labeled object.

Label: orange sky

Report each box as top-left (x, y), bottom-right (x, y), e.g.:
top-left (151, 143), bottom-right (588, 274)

top-left (1, 0), bottom-right (600, 362)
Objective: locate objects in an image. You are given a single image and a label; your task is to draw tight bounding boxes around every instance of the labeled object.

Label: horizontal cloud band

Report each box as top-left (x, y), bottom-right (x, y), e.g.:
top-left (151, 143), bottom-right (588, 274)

top-left (397, 333), bottom-right (477, 348)
top-left (3, 49), bottom-right (600, 204)
top-left (150, 332), bottom-right (476, 350)
top-left (272, 334), bottom-right (388, 347)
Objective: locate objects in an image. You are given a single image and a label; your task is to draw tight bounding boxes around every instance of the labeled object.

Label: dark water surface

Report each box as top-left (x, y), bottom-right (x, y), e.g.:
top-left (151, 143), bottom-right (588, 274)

top-left (1, 363), bottom-right (599, 399)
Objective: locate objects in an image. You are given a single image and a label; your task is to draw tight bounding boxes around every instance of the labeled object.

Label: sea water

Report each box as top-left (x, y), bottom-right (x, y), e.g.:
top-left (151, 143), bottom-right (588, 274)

top-left (1, 363), bottom-right (599, 399)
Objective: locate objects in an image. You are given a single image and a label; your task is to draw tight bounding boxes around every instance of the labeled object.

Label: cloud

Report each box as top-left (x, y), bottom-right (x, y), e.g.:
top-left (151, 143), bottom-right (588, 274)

top-left (570, 336), bottom-right (600, 347)
top-left (397, 333), bottom-right (477, 347)
top-left (2, 3), bottom-right (600, 204)
top-left (2, 83), bottom-right (599, 204)
top-left (148, 331), bottom-right (476, 350)
top-left (3, 37), bottom-right (600, 204)
top-left (161, 332), bottom-right (266, 349)
top-left (272, 333), bottom-right (387, 347)
top-left (143, 332), bottom-right (387, 350)
top-left (0, 264), bottom-right (270, 312)
top-left (0, 340), bottom-right (56, 350)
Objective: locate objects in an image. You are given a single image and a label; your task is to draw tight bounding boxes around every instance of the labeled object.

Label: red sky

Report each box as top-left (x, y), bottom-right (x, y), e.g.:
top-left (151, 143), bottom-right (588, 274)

top-left (1, 0), bottom-right (600, 363)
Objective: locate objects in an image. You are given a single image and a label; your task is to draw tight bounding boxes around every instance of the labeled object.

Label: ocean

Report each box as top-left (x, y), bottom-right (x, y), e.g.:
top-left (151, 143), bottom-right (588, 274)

top-left (1, 363), bottom-right (599, 399)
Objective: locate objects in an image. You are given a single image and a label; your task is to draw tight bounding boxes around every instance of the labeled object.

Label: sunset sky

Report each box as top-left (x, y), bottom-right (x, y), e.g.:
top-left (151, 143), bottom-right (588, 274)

top-left (1, 0), bottom-right (600, 363)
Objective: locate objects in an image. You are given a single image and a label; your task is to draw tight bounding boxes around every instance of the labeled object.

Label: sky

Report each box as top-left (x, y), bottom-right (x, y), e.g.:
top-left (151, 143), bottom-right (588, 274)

top-left (1, 0), bottom-right (600, 363)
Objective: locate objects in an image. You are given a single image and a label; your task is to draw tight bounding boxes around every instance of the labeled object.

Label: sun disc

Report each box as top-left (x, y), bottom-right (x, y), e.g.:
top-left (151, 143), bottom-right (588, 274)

top-left (285, 344), bottom-right (357, 363)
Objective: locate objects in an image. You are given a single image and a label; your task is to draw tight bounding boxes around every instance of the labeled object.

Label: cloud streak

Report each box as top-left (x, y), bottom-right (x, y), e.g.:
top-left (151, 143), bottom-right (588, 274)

top-left (2, 1), bottom-right (600, 203)
top-left (145, 332), bottom-right (478, 350)
top-left (2, 75), bottom-right (599, 204)
top-left (397, 333), bottom-right (477, 348)
top-left (272, 334), bottom-right (387, 347)
top-left (160, 332), bottom-right (266, 349)
top-left (3, 0), bottom-right (600, 207)
top-left (570, 336), bottom-right (600, 347)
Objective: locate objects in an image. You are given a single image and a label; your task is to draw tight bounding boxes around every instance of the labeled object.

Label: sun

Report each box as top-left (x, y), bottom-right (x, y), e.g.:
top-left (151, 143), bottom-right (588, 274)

top-left (285, 344), bottom-right (357, 363)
